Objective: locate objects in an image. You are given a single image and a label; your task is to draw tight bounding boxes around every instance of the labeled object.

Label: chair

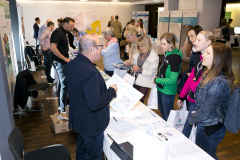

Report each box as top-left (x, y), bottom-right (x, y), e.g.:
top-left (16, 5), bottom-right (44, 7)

top-left (24, 46), bottom-right (46, 75)
top-left (25, 46), bottom-right (44, 67)
top-left (8, 127), bottom-right (71, 160)
top-left (13, 69), bottom-right (49, 111)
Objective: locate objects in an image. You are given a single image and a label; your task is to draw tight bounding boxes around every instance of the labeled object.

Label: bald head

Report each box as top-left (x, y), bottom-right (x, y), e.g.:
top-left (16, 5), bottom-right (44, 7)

top-left (79, 35), bottom-right (98, 55)
top-left (79, 35), bottom-right (102, 62)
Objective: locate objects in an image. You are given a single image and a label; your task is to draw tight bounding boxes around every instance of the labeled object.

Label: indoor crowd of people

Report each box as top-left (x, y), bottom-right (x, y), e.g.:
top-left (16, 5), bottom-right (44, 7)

top-left (33, 15), bottom-right (235, 160)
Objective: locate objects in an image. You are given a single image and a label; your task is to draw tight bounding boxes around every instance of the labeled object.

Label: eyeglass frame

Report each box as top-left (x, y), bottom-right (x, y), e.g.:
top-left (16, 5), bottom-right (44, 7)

top-left (95, 44), bottom-right (103, 48)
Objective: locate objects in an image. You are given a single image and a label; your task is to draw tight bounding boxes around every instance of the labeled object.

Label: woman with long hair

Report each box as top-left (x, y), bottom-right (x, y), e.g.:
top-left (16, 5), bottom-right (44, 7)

top-left (178, 25), bottom-right (203, 93)
top-left (136, 19), bottom-right (146, 37)
top-left (124, 27), bottom-right (138, 66)
top-left (189, 43), bottom-right (235, 159)
top-left (155, 33), bottom-right (182, 121)
top-left (177, 31), bottom-right (216, 138)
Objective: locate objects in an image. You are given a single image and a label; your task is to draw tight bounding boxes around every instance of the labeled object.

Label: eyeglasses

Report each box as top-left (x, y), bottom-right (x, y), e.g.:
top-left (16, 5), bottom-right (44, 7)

top-left (95, 45), bottom-right (103, 48)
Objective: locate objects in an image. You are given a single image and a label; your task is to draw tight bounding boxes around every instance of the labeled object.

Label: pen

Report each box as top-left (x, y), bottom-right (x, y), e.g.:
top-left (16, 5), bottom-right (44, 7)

top-left (107, 133), bottom-right (114, 141)
top-left (113, 117), bottom-right (118, 122)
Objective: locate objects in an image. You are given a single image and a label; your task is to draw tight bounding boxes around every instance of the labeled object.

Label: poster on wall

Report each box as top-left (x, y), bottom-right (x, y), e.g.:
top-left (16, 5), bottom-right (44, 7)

top-left (225, 12), bottom-right (232, 21)
top-left (182, 10), bottom-right (197, 26)
top-left (0, 1), bottom-right (17, 101)
top-left (169, 10), bottom-right (182, 49)
top-left (84, 11), bottom-right (101, 35)
top-left (133, 11), bottom-right (149, 35)
top-left (180, 10), bottom-right (197, 47)
top-left (65, 11), bottom-right (101, 35)
top-left (157, 11), bottom-right (169, 39)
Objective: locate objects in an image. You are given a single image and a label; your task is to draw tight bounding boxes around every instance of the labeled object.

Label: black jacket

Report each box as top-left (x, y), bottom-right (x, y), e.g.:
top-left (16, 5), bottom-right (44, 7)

top-left (14, 70), bottom-right (38, 109)
top-left (66, 54), bottom-right (116, 136)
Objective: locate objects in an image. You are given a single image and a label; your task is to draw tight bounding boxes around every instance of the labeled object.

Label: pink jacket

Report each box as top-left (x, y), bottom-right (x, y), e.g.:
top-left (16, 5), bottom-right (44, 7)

top-left (179, 55), bottom-right (203, 103)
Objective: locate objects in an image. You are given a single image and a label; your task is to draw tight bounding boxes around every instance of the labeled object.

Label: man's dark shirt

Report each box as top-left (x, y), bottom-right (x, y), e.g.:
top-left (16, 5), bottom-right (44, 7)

top-left (33, 23), bottom-right (39, 39)
top-left (50, 26), bottom-right (69, 64)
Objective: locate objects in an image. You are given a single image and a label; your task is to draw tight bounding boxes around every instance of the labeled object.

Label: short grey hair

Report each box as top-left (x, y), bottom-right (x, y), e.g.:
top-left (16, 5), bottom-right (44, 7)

top-left (102, 27), bottom-right (114, 37)
top-left (79, 35), bottom-right (97, 54)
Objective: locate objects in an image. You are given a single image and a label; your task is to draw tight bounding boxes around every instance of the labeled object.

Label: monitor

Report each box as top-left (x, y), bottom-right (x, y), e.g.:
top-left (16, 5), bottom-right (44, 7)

top-left (234, 27), bottom-right (240, 35)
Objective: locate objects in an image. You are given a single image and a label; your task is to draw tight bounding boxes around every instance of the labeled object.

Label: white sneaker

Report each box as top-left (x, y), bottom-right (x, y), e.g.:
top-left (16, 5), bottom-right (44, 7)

top-left (58, 106), bottom-right (62, 111)
top-left (60, 110), bottom-right (66, 114)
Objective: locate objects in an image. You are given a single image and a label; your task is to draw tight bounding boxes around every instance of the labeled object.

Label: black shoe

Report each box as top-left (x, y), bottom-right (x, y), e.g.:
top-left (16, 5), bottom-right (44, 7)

top-left (48, 78), bottom-right (55, 84)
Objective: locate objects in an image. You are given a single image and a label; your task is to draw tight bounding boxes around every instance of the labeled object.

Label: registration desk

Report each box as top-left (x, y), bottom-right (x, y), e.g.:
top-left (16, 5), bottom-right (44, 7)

top-left (103, 102), bottom-right (214, 160)
top-left (60, 51), bottom-right (213, 160)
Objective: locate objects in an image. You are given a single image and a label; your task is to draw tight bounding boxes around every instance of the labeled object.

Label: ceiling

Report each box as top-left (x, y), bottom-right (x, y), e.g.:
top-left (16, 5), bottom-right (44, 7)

top-left (16, 0), bottom-right (164, 4)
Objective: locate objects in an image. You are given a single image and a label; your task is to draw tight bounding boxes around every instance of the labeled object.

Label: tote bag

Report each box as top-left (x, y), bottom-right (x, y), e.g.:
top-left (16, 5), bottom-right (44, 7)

top-left (189, 125), bottom-right (197, 143)
top-left (123, 73), bottom-right (135, 86)
top-left (167, 101), bottom-right (188, 132)
top-left (147, 84), bottom-right (158, 109)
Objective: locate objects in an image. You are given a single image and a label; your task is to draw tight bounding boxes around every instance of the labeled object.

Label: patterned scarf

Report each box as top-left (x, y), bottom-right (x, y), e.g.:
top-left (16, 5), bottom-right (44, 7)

top-left (106, 37), bottom-right (118, 47)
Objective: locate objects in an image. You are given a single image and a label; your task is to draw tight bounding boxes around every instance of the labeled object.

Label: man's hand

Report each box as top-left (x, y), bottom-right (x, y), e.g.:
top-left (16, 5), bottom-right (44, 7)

top-left (132, 65), bottom-right (139, 73)
top-left (110, 84), bottom-right (118, 92)
top-left (65, 58), bottom-right (70, 63)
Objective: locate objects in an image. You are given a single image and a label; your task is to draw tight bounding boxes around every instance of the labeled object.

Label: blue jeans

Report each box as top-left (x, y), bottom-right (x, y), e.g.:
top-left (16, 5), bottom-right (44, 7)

top-left (35, 38), bottom-right (39, 54)
top-left (182, 102), bottom-right (196, 138)
top-left (157, 91), bottom-right (176, 121)
top-left (196, 125), bottom-right (226, 160)
top-left (76, 132), bottom-right (104, 160)
top-left (53, 61), bottom-right (67, 111)
top-left (42, 49), bottom-right (53, 82)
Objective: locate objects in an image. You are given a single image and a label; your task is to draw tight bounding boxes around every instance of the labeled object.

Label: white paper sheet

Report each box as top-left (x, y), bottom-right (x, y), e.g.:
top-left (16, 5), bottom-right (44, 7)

top-left (106, 74), bottom-right (143, 114)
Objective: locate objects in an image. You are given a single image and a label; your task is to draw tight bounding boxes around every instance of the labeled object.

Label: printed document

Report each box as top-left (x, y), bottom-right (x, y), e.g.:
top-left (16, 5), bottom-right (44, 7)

top-left (106, 74), bottom-right (143, 114)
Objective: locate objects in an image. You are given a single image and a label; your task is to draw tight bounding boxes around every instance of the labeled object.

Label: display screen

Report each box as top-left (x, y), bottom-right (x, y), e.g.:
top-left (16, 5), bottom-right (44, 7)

top-left (234, 27), bottom-right (240, 34)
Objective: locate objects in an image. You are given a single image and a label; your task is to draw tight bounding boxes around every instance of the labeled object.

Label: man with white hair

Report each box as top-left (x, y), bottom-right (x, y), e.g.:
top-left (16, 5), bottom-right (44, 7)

top-left (66, 35), bottom-right (117, 160)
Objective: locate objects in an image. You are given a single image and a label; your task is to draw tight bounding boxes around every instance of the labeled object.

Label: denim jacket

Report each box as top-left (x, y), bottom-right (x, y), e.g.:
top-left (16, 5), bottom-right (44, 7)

top-left (189, 74), bottom-right (231, 126)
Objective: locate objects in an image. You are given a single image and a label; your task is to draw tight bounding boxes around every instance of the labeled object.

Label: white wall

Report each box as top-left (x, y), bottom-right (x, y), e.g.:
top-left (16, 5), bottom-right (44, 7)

top-left (18, 1), bottom-right (144, 46)
top-left (179, 0), bottom-right (197, 10)
top-left (178, 0), bottom-right (222, 32)
top-left (197, 0), bottom-right (222, 32)
top-left (164, 0), bottom-right (179, 11)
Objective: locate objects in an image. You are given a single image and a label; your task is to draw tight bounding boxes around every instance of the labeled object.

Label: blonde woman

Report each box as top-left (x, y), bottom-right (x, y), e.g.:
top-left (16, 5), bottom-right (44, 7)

top-left (124, 27), bottom-right (138, 66)
top-left (178, 31), bottom-right (216, 138)
top-left (132, 35), bottom-right (159, 103)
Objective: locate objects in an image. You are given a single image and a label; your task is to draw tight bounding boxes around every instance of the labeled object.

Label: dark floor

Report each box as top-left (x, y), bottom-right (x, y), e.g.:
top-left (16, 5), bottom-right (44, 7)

top-left (14, 47), bottom-right (240, 160)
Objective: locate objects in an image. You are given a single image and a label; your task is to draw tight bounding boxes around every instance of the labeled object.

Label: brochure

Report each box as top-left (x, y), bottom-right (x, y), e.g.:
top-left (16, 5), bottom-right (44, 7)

top-left (106, 74), bottom-right (143, 114)
top-left (112, 62), bottom-right (132, 70)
